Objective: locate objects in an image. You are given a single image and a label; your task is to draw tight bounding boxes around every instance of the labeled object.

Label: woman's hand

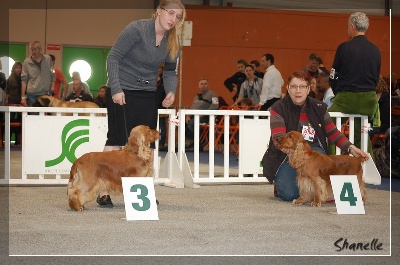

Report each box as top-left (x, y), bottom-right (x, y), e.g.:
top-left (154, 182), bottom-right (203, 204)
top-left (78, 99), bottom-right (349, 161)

top-left (349, 145), bottom-right (369, 160)
top-left (162, 92), bottom-right (175, 108)
top-left (112, 92), bottom-right (125, 105)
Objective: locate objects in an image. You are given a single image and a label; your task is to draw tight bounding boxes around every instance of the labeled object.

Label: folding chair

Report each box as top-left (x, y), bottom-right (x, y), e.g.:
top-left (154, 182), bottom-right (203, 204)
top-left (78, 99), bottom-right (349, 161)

top-left (213, 106), bottom-right (245, 154)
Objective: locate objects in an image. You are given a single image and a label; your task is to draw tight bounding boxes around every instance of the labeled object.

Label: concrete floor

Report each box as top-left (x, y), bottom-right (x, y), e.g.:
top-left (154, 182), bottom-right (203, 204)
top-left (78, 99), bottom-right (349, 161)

top-left (1, 149), bottom-right (400, 264)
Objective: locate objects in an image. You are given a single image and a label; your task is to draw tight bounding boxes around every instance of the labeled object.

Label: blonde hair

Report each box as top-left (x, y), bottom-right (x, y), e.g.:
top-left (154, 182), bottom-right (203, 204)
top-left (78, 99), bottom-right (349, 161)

top-left (153, 0), bottom-right (186, 60)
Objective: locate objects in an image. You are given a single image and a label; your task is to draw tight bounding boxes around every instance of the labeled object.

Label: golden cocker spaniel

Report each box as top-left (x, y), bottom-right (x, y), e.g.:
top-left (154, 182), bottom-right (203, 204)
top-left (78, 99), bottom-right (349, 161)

top-left (67, 125), bottom-right (159, 211)
top-left (276, 131), bottom-right (366, 207)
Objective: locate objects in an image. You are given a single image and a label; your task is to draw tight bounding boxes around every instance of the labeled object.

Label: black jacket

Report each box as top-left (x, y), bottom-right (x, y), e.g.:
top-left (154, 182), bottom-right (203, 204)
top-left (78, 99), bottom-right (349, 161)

top-left (224, 72), bottom-right (246, 102)
top-left (262, 95), bottom-right (328, 183)
top-left (330, 35), bottom-right (381, 94)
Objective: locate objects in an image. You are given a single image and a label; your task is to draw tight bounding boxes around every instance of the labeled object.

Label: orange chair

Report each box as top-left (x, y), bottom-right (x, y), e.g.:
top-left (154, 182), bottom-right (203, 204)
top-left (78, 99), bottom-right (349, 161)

top-left (200, 106), bottom-right (228, 147)
top-left (392, 105), bottom-right (400, 125)
top-left (341, 118), bottom-right (350, 137)
top-left (371, 133), bottom-right (386, 147)
top-left (213, 106), bottom-right (246, 154)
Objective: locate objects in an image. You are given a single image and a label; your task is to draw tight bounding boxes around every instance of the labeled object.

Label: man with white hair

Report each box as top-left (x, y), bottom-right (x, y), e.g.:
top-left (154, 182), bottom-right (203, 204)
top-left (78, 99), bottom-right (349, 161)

top-left (328, 12), bottom-right (381, 152)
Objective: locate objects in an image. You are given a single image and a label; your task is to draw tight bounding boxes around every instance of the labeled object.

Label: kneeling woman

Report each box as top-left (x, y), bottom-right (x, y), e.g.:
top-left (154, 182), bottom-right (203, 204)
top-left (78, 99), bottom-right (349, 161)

top-left (262, 71), bottom-right (368, 201)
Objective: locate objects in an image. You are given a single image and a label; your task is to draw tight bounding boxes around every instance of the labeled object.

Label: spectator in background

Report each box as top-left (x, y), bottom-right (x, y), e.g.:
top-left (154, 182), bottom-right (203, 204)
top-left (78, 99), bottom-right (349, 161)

top-left (308, 76), bottom-right (322, 100)
top-left (5, 61), bottom-right (23, 145)
top-left (6, 61), bottom-right (23, 105)
top-left (20, 41), bottom-right (55, 106)
top-left (224, 59), bottom-right (247, 103)
top-left (49, 54), bottom-right (68, 99)
top-left (65, 79), bottom-right (94, 102)
top-left (257, 53), bottom-right (283, 111)
top-left (302, 53), bottom-right (324, 79)
top-left (329, 12), bottom-right (381, 153)
top-left (185, 77), bottom-right (219, 149)
top-left (0, 61), bottom-right (5, 120)
top-left (0, 62), bottom-right (6, 90)
top-left (250, 59), bottom-right (264, 79)
top-left (369, 75), bottom-right (390, 140)
top-left (317, 57), bottom-right (330, 75)
top-left (63, 71), bottom-right (92, 99)
top-left (316, 73), bottom-right (334, 108)
top-left (93, 85), bottom-right (107, 108)
top-left (233, 64), bottom-right (262, 106)
top-left (217, 96), bottom-right (229, 109)
top-left (240, 97), bottom-right (253, 108)
top-left (0, 84), bottom-right (4, 106)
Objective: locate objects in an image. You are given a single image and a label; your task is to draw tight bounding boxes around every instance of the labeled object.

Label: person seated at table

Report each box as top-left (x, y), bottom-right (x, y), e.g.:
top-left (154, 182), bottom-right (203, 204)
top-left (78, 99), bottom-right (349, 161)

top-left (185, 77), bottom-right (219, 149)
top-left (63, 71), bottom-right (92, 99)
top-left (65, 79), bottom-right (93, 102)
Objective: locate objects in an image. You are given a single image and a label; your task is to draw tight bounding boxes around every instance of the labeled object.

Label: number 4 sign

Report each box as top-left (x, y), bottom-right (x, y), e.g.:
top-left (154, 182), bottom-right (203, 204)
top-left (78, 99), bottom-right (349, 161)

top-left (121, 177), bottom-right (159, 221)
top-left (330, 175), bottom-right (365, 214)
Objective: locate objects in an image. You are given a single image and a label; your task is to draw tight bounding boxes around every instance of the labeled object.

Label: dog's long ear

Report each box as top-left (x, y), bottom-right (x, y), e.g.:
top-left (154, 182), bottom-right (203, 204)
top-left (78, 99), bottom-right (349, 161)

top-left (288, 141), bottom-right (307, 169)
top-left (136, 134), bottom-right (145, 148)
top-left (137, 134), bottom-right (152, 160)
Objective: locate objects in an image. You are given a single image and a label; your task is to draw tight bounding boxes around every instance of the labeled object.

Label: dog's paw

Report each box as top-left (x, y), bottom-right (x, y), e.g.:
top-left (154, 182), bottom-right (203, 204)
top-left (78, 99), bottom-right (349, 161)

top-left (292, 198), bottom-right (303, 206)
top-left (311, 201), bottom-right (322, 207)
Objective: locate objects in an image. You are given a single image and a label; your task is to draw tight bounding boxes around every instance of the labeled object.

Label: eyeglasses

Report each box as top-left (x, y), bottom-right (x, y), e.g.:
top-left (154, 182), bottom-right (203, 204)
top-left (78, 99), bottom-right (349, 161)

top-left (289, 84), bottom-right (309, 91)
top-left (161, 7), bottom-right (183, 22)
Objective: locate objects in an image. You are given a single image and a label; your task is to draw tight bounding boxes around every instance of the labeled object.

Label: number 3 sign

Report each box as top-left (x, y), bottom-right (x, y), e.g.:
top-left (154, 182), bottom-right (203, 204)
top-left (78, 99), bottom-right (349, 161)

top-left (121, 177), bottom-right (159, 221)
top-left (330, 175), bottom-right (365, 215)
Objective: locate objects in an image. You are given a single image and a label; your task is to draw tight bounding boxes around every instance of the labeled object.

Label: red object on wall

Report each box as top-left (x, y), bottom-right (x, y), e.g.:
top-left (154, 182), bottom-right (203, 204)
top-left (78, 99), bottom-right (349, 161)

top-left (47, 44), bottom-right (61, 50)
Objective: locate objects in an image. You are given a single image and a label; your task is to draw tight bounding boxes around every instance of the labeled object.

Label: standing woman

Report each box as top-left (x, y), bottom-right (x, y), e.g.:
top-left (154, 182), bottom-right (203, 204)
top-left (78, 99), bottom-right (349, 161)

top-left (98, 0), bottom-right (186, 207)
top-left (232, 64), bottom-right (263, 106)
top-left (6, 61), bottom-right (23, 145)
top-left (6, 61), bottom-right (23, 105)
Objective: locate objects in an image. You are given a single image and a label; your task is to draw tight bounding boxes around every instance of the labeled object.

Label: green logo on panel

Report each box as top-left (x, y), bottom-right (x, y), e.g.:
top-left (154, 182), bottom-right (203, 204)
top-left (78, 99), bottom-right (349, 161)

top-left (45, 119), bottom-right (90, 167)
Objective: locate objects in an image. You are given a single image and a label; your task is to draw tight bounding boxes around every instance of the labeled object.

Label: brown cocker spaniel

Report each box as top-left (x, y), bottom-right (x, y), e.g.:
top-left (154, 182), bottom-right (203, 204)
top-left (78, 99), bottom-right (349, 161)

top-left (67, 125), bottom-right (159, 211)
top-left (276, 131), bottom-right (366, 207)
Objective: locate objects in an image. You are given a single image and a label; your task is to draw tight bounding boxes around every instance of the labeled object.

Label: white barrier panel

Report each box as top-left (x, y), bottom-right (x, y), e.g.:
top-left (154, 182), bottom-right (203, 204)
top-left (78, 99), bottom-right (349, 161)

top-left (238, 117), bottom-right (270, 176)
top-left (0, 106), bottom-right (380, 186)
top-left (175, 109), bottom-right (380, 186)
top-left (23, 115), bottom-right (107, 175)
top-left (0, 106), bottom-right (179, 186)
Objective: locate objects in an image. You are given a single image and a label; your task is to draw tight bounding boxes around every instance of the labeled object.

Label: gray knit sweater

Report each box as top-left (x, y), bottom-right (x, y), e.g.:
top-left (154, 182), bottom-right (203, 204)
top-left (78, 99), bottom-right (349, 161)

top-left (107, 19), bottom-right (180, 96)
